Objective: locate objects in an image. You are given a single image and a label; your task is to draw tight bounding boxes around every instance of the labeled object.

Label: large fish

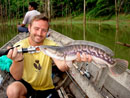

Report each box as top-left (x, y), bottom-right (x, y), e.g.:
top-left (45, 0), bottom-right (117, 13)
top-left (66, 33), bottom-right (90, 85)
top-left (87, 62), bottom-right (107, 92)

top-left (39, 40), bottom-right (128, 75)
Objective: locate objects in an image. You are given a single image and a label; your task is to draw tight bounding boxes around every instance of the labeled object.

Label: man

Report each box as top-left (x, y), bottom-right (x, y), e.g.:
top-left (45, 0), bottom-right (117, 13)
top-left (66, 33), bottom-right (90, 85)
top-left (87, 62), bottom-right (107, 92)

top-left (7, 14), bottom-right (92, 98)
top-left (17, 2), bottom-right (40, 33)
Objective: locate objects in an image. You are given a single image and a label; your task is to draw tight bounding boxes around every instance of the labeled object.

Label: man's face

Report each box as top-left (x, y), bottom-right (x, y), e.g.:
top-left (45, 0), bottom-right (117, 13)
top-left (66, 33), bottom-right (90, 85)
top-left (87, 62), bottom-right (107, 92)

top-left (28, 5), bottom-right (32, 11)
top-left (28, 20), bottom-right (49, 45)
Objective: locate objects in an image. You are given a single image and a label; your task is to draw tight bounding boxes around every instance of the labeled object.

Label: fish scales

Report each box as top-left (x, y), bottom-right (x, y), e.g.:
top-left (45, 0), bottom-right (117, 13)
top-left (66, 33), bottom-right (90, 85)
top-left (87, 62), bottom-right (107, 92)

top-left (56, 47), bottom-right (64, 57)
top-left (57, 44), bottom-right (115, 65)
top-left (69, 40), bottom-right (114, 56)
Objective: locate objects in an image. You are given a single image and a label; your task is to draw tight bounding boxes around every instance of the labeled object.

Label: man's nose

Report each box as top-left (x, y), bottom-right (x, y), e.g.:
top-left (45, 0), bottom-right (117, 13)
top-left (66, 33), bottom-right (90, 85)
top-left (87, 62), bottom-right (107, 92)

top-left (37, 30), bottom-right (43, 35)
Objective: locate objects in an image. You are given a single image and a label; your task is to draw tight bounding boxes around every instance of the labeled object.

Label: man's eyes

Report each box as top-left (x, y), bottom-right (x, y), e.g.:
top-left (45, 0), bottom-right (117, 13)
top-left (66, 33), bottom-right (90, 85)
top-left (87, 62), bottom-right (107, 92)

top-left (34, 28), bottom-right (48, 33)
top-left (42, 29), bottom-right (48, 33)
top-left (34, 27), bottom-right (39, 30)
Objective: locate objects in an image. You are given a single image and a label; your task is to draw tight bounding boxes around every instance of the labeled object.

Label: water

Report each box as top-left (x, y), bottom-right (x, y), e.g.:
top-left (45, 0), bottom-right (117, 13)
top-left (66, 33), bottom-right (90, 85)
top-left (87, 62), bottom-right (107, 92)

top-left (0, 22), bottom-right (130, 68)
top-left (0, 24), bottom-right (17, 47)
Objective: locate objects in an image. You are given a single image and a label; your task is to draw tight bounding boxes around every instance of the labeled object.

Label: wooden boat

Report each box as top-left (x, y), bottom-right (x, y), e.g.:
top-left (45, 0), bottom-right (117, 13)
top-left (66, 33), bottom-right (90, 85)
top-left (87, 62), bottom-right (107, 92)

top-left (0, 30), bottom-right (130, 98)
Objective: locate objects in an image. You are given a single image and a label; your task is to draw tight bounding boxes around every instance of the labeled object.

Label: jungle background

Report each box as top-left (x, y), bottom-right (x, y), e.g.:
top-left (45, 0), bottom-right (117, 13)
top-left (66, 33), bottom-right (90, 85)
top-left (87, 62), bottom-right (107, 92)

top-left (0, 0), bottom-right (130, 22)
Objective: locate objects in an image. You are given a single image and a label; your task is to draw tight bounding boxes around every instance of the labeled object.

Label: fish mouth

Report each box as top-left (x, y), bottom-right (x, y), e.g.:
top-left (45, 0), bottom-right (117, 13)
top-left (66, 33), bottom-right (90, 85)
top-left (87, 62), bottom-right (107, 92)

top-left (39, 45), bottom-right (47, 51)
top-left (39, 45), bottom-right (58, 54)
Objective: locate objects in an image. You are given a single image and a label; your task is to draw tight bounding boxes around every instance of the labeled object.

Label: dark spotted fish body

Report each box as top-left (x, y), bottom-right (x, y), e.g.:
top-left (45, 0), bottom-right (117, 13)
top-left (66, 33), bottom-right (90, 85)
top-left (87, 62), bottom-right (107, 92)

top-left (40, 40), bottom-right (128, 75)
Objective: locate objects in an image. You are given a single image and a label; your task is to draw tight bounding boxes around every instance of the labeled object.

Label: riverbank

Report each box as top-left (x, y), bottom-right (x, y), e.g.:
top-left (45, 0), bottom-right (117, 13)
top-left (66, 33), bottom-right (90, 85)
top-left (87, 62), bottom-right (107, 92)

top-left (1, 14), bottom-right (130, 26)
top-left (51, 14), bottom-right (130, 26)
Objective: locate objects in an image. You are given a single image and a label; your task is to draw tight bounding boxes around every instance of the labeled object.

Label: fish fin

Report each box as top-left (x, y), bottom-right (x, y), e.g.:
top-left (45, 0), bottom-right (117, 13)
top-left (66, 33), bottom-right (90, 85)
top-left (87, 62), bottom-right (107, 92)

top-left (109, 58), bottom-right (128, 76)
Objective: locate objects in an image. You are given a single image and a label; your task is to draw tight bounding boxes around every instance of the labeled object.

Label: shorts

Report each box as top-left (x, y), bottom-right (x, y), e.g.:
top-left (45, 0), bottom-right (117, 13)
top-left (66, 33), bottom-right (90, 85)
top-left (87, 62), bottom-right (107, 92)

top-left (19, 79), bottom-right (60, 98)
top-left (18, 26), bottom-right (28, 33)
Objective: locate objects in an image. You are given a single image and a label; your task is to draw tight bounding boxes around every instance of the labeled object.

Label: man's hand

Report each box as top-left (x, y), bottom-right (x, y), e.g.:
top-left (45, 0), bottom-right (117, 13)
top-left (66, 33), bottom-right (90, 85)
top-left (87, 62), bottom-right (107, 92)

top-left (76, 52), bottom-right (92, 62)
top-left (17, 24), bottom-right (25, 27)
top-left (7, 47), bottom-right (24, 80)
top-left (7, 47), bottom-right (24, 62)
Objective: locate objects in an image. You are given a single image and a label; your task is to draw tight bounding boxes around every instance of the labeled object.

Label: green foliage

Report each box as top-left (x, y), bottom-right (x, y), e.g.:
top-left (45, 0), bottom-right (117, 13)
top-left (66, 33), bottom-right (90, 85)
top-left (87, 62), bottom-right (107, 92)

top-left (87, 0), bottom-right (115, 18)
top-left (0, 0), bottom-right (130, 19)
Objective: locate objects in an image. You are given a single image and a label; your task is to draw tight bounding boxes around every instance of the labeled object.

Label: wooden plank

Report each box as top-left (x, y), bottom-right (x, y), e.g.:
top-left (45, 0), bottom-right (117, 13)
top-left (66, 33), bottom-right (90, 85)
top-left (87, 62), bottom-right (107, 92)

top-left (68, 66), bottom-right (104, 98)
top-left (69, 82), bottom-right (88, 98)
top-left (104, 75), bottom-right (130, 98)
top-left (101, 87), bottom-right (114, 98)
top-left (57, 87), bottom-right (68, 98)
top-left (108, 69), bottom-right (130, 91)
top-left (94, 67), bottom-right (108, 90)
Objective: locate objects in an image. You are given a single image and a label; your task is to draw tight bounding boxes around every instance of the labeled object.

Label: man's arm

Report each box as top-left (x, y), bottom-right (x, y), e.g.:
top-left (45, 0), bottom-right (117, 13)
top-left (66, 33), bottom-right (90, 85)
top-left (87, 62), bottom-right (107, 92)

top-left (7, 48), bottom-right (24, 80)
top-left (17, 12), bottom-right (29, 27)
top-left (52, 58), bottom-right (69, 72)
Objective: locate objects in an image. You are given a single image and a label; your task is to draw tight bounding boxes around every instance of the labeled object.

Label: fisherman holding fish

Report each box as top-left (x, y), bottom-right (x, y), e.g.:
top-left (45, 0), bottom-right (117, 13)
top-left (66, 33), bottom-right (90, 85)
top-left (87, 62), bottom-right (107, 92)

top-left (6, 14), bottom-right (92, 98)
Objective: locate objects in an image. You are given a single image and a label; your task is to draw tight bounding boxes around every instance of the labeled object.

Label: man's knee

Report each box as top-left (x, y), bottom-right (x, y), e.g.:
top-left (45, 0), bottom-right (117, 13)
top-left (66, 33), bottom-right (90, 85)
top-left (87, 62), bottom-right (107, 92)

top-left (6, 81), bottom-right (27, 98)
top-left (6, 83), bottom-right (18, 97)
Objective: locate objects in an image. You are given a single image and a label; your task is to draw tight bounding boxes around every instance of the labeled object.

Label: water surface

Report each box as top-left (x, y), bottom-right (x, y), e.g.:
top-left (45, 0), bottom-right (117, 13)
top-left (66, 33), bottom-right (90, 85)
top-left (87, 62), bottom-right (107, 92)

top-left (0, 24), bottom-right (17, 47)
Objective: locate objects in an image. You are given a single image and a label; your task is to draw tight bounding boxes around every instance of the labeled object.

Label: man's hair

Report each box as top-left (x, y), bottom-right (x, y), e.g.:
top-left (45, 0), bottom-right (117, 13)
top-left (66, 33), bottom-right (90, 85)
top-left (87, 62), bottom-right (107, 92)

top-left (30, 14), bottom-right (49, 29)
top-left (29, 2), bottom-right (38, 10)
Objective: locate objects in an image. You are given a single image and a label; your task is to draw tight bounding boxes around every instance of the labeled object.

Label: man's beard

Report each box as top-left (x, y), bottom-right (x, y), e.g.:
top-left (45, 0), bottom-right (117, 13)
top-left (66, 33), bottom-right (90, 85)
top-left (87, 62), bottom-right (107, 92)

top-left (32, 35), bottom-right (44, 44)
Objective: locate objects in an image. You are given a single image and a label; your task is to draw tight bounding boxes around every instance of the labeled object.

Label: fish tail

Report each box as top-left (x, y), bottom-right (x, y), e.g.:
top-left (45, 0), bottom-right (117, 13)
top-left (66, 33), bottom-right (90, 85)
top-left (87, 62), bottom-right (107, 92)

top-left (109, 58), bottom-right (128, 76)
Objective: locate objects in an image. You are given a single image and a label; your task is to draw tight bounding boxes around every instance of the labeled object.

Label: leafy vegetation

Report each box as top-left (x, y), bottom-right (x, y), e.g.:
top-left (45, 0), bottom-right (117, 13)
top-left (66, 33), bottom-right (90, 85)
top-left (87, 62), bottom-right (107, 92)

top-left (0, 0), bottom-right (130, 20)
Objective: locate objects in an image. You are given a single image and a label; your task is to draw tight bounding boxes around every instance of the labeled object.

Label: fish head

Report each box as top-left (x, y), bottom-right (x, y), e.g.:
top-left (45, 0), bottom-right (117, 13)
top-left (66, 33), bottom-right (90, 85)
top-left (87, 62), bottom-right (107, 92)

top-left (39, 45), bottom-right (64, 60)
top-left (39, 45), bottom-right (57, 54)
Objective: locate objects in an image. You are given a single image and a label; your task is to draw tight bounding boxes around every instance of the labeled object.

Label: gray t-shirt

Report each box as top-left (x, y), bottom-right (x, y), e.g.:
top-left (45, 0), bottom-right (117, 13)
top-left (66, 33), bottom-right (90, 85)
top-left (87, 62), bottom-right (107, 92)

top-left (22, 10), bottom-right (40, 25)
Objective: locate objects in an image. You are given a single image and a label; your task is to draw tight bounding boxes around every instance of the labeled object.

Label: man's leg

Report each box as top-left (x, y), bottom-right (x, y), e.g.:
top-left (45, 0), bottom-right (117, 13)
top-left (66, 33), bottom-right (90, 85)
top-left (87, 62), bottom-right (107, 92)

top-left (18, 26), bottom-right (28, 33)
top-left (6, 81), bottom-right (27, 98)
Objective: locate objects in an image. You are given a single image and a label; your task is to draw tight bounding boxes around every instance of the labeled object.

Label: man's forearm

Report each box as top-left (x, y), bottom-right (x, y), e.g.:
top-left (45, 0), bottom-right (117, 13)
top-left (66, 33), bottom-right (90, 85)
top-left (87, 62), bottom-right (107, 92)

top-left (53, 58), bottom-right (69, 72)
top-left (10, 61), bottom-right (24, 80)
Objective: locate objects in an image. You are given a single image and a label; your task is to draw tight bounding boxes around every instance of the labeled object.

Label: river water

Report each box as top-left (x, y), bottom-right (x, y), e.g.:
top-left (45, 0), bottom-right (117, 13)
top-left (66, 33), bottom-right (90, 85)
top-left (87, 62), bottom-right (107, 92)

top-left (0, 22), bottom-right (130, 68)
top-left (0, 24), bottom-right (17, 47)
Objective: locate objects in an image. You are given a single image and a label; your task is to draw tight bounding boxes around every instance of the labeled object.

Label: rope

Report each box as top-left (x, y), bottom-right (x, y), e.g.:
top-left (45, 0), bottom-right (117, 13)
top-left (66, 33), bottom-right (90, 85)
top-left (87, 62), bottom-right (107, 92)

top-left (0, 55), bottom-right (12, 72)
